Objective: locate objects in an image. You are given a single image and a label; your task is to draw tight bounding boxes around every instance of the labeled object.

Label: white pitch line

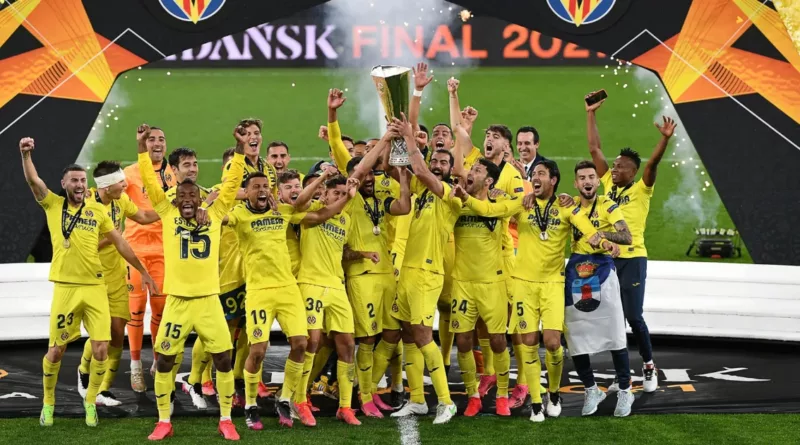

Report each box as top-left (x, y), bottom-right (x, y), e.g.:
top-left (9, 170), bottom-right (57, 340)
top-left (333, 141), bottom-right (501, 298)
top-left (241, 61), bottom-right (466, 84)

top-left (0, 28), bottom-right (166, 136)
top-left (610, 27), bottom-right (799, 151)
top-left (396, 416), bottom-right (421, 445)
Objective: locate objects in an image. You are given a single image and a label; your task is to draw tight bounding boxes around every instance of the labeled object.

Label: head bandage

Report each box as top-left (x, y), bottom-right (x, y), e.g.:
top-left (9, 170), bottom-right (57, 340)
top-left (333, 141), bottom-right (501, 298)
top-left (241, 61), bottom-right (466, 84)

top-left (95, 169), bottom-right (126, 189)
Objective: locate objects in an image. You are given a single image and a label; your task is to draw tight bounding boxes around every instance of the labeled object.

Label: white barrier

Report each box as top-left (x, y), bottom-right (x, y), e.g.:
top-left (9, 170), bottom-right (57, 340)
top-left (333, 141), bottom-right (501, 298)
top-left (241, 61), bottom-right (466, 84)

top-left (1, 261), bottom-right (799, 343)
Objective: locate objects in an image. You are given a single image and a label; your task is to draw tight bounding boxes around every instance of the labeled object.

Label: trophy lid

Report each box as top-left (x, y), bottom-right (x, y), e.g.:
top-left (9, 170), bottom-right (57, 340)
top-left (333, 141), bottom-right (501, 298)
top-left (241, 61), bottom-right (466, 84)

top-left (370, 65), bottom-right (411, 78)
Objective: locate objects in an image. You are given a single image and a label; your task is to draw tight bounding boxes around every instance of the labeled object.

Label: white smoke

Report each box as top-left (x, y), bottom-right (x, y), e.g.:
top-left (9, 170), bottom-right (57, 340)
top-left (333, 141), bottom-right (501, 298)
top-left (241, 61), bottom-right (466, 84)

top-left (76, 80), bottom-right (131, 170)
top-left (632, 66), bottom-right (721, 228)
top-left (323, 0), bottom-right (478, 137)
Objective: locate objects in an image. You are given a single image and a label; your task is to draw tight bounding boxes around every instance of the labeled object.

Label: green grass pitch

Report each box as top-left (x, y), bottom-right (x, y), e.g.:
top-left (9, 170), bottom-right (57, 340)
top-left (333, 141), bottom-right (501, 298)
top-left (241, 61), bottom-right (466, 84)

top-left (76, 66), bottom-right (751, 263)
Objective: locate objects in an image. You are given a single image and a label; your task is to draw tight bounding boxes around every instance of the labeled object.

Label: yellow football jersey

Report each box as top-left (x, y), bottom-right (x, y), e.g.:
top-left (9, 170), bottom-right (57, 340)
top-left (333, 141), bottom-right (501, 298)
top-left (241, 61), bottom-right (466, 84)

top-left (286, 222), bottom-right (302, 277)
top-left (600, 171), bottom-right (652, 259)
top-left (452, 195), bottom-right (519, 283)
top-left (296, 200), bottom-right (352, 290)
top-left (495, 161), bottom-right (525, 256)
top-left (222, 156), bottom-right (278, 195)
top-left (462, 146), bottom-right (484, 171)
top-left (571, 195), bottom-right (625, 256)
top-left (38, 191), bottom-right (114, 285)
top-left (344, 191), bottom-right (398, 276)
top-left (208, 183), bottom-right (245, 293)
top-left (87, 189), bottom-right (139, 282)
top-left (226, 202), bottom-right (306, 290)
top-left (139, 151), bottom-right (244, 297)
top-left (375, 172), bottom-right (401, 252)
top-left (402, 177), bottom-right (462, 274)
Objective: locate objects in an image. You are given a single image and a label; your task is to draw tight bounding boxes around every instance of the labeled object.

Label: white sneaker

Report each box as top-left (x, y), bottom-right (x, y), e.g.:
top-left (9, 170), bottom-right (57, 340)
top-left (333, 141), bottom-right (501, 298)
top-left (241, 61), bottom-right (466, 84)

top-left (432, 403), bottom-right (456, 425)
top-left (606, 378), bottom-right (620, 393)
top-left (131, 366), bottom-right (146, 393)
top-left (545, 392), bottom-right (561, 418)
top-left (614, 389), bottom-right (635, 417)
top-left (642, 364), bottom-right (658, 393)
top-left (529, 403), bottom-right (545, 423)
top-left (77, 369), bottom-right (88, 399)
top-left (581, 386), bottom-right (606, 416)
top-left (182, 382), bottom-right (208, 409)
top-left (96, 391), bottom-right (122, 407)
top-left (390, 401), bottom-right (428, 418)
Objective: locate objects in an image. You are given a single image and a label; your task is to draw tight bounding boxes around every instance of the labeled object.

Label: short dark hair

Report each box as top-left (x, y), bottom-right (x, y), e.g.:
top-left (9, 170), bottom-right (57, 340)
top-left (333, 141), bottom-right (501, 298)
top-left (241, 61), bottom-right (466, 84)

top-left (353, 140), bottom-right (367, 146)
top-left (342, 135), bottom-right (355, 145)
top-left (346, 156), bottom-right (362, 174)
top-left (432, 123), bottom-right (452, 137)
top-left (177, 177), bottom-right (200, 193)
top-left (538, 159), bottom-right (561, 193)
top-left (574, 160), bottom-right (597, 174)
top-left (93, 160), bottom-right (121, 178)
top-left (516, 126), bottom-right (540, 145)
top-left (419, 124), bottom-right (429, 136)
top-left (302, 175), bottom-right (316, 188)
top-left (222, 147), bottom-right (236, 165)
top-left (433, 148), bottom-right (454, 166)
top-left (324, 174), bottom-right (347, 189)
top-left (279, 170), bottom-right (301, 184)
top-left (168, 147), bottom-right (196, 170)
top-left (477, 158), bottom-right (501, 187)
top-left (486, 124), bottom-right (513, 145)
top-left (62, 164), bottom-right (85, 177)
top-left (238, 118), bottom-right (263, 131)
top-left (619, 147), bottom-right (641, 169)
top-left (244, 171), bottom-right (268, 187)
top-left (267, 141), bottom-right (289, 153)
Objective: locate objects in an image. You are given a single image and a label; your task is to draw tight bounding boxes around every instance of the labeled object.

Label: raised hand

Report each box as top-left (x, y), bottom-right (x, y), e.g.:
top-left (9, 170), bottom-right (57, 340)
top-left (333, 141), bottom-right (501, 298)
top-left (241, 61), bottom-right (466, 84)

top-left (511, 159), bottom-right (526, 178)
top-left (655, 116), bottom-right (677, 138)
top-left (451, 183), bottom-right (468, 201)
top-left (362, 251), bottom-right (380, 264)
top-left (322, 164), bottom-right (339, 178)
top-left (346, 177), bottom-right (361, 197)
top-left (415, 130), bottom-right (428, 149)
top-left (447, 77), bottom-right (460, 95)
top-left (488, 188), bottom-right (504, 200)
top-left (460, 106), bottom-right (478, 133)
top-left (19, 137), bottom-right (34, 154)
top-left (137, 124), bottom-right (151, 153)
top-left (328, 88), bottom-right (346, 110)
top-left (413, 62), bottom-right (434, 90)
top-left (318, 125), bottom-right (329, 142)
top-left (585, 91), bottom-right (605, 112)
top-left (603, 240), bottom-right (620, 258)
top-left (522, 193), bottom-right (536, 210)
top-left (558, 193), bottom-right (576, 208)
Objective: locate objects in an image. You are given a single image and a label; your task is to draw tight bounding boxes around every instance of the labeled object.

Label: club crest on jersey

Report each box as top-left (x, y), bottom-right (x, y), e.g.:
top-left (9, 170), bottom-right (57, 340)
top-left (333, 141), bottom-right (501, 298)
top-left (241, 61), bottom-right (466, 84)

top-left (307, 315), bottom-right (317, 325)
top-left (340, 216), bottom-right (346, 225)
top-left (85, 209), bottom-right (94, 218)
top-left (158, 0), bottom-right (226, 24)
top-left (519, 320), bottom-right (527, 330)
top-left (60, 332), bottom-right (69, 341)
top-left (451, 320), bottom-right (460, 330)
top-left (547, 0), bottom-right (616, 27)
top-left (253, 328), bottom-right (263, 339)
top-left (550, 208), bottom-right (559, 217)
top-left (160, 341), bottom-right (171, 351)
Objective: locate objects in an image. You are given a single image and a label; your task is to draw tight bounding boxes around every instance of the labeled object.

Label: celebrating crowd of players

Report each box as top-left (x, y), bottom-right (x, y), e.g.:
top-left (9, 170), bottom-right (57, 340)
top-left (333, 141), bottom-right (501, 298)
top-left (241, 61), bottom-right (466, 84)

top-left (20, 62), bottom-right (677, 440)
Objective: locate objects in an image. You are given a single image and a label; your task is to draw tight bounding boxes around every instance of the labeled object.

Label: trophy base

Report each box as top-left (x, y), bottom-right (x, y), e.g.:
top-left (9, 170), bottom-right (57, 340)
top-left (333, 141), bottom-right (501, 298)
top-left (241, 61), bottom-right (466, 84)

top-left (388, 137), bottom-right (411, 166)
top-left (389, 155), bottom-right (411, 167)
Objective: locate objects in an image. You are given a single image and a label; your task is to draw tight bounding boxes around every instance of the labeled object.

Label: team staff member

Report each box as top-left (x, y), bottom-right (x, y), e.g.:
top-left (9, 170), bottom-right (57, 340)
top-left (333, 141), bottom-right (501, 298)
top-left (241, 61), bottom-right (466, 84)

top-left (77, 162), bottom-right (159, 407)
top-left (586, 94), bottom-right (676, 393)
top-left (20, 137), bottom-right (156, 427)
top-left (123, 125), bottom-right (175, 391)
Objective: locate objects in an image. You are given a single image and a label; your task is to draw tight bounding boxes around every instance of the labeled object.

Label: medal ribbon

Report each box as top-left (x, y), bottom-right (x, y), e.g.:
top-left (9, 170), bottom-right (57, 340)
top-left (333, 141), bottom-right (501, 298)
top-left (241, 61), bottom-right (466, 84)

top-left (573, 197), bottom-right (599, 241)
top-left (414, 189), bottom-right (430, 218)
top-left (609, 183), bottom-right (633, 204)
top-left (95, 190), bottom-right (117, 227)
top-left (62, 198), bottom-right (85, 243)
top-left (155, 160), bottom-right (169, 192)
top-left (533, 195), bottom-right (555, 238)
top-left (364, 196), bottom-right (381, 229)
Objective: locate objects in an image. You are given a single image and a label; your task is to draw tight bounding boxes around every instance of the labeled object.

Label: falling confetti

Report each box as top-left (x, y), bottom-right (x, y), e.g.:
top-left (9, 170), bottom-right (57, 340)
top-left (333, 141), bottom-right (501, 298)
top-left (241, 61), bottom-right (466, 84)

top-left (681, 161), bottom-right (686, 165)
top-left (291, 82), bottom-right (296, 87)
top-left (701, 171), bottom-right (706, 175)
top-left (138, 66), bottom-right (142, 70)
top-left (106, 113), bottom-right (111, 117)
top-left (460, 9), bottom-right (472, 22)
top-left (114, 116), bottom-right (119, 121)
top-left (623, 84), bottom-right (628, 88)
top-left (632, 113), bottom-right (637, 117)
top-left (115, 105), bottom-right (119, 108)
top-left (92, 127), bottom-right (96, 131)
top-left (690, 195), bottom-right (695, 199)
top-left (90, 140), bottom-right (94, 144)
top-left (138, 78), bottom-right (142, 81)
top-left (345, 88), bottom-right (349, 92)
top-left (601, 74), bottom-right (605, 77)
top-left (167, 72), bottom-right (171, 76)
top-left (634, 104), bottom-right (639, 108)
top-left (429, 107), bottom-right (433, 111)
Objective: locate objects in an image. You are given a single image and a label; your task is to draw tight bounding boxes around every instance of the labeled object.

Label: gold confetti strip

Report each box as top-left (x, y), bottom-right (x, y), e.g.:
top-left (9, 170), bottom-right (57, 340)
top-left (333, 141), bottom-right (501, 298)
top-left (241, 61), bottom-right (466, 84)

top-left (773, 0), bottom-right (800, 56)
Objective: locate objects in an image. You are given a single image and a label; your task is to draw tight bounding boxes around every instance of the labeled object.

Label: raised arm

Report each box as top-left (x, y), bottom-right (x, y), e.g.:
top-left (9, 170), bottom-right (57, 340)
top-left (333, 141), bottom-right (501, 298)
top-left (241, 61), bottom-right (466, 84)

top-left (295, 165), bottom-right (338, 211)
top-left (128, 209), bottom-right (160, 225)
top-left (213, 126), bottom-right (248, 214)
top-left (327, 88), bottom-right (351, 175)
top-left (410, 62), bottom-right (434, 135)
top-left (452, 108), bottom-right (478, 181)
top-left (391, 114), bottom-right (445, 198)
top-left (300, 177), bottom-right (359, 227)
top-left (448, 77), bottom-right (462, 134)
top-left (350, 130), bottom-right (392, 183)
top-left (642, 116), bottom-right (677, 187)
top-left (104, 229), bottom-right (158, 294)
top-left (136, 124), bottom-right (167, 207)
top-left (388, 165), bottom-right (412, 216)
top-left (454, 185), bottom-right (523, 218)
top-left (585, 92), bottom-right (609, 177)
top-left (19, 137), bottom-right (49, 201)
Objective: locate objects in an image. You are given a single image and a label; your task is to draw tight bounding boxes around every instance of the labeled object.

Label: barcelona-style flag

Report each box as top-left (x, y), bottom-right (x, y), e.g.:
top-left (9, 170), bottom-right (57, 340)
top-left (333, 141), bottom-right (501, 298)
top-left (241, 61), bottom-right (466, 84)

top-left (546, 0), bottom-right (617, 27)
top-left (158, 0), bottom-right (226, 24)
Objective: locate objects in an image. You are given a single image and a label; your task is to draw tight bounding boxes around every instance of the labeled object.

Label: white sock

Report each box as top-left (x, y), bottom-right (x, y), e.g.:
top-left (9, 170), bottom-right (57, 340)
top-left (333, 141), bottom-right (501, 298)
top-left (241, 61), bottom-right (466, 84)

top-left (587, 384), bottom-right (598, 391)
top-left (392, 382), bottom-right (404, 392)
top-left (131, 360), bottom-right (142, 371)
top-left (645, 360), bottom-right (654, 366)
top-left (220, 416), bottom-right (231, 421)
top-left (159, 419), bottom-right (170, 423)
top-left (244, 404), bottom-right (255, 409)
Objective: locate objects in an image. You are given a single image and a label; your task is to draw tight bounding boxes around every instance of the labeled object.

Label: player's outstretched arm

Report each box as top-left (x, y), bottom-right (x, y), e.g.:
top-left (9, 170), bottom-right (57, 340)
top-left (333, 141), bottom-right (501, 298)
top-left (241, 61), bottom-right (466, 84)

top-left (448, 77), bottom-right (461, 134)
top-left (585, 92), bottom-right (609, 177)
top-left (19, 137), bottom-right (49, 202)
top-left (390, 113), bottom-right (446, 198)
top-left (212, 126), bottom-right (248, 215)
top-left (104, 229), bottom-right (159, 294)
top-left (388, 165), bottom-right (412, 216)
top-left (128, 209), bottom-right (160, 225)
top-left (327, 88), bottom-right (351, 175)
top-left (600, 220), bottom-right (632, 245)
top-left (642, 116), bottom-right (677, 187)
top-left (351, 129), bottom-right (391, 183)
top-left (136, 124), bottom-right (167, 208)
top-left (300, 177), bottom-right (360, 227)
top-left (294, 164), bottom-right (337, 211)
top-left (410, 62), bottom-right (433, 136)
top-left (456, 184), bottom-right (522, 218)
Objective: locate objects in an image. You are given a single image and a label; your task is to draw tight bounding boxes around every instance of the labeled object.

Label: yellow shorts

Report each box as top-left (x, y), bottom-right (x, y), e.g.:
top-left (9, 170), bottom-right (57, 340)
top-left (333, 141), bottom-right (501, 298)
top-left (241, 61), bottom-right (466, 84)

top-left (219, 284), bottom-right (247, 321)
top-left (299, 283), bottom-right (354, 334)
top-left (510, 278), bottom-right (565, 334)
top-left (391, 243), bottom-right (406, 281)
top-left (246, 285), bottom-right (307, 344)
top-left (450, 280), bottom-right (508, 334)
top-left (154, 294), bottom-right (233, 355)
top-left (106, 278), bottom-right (130, 321)
top-left (50, 283), bottom-right (110, 346)
top-left (394, 267), bottom-right (443, 327)
top-left (504, 255), bottom-right (516, 302)
top-left (346, 273), bottom-right (395, 337)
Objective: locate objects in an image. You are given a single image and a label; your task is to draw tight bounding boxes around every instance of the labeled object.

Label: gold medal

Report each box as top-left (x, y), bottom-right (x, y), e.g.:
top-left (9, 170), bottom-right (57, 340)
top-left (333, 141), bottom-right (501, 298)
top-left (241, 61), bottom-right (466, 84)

top-left (540, 232), bottom-right (548, 241)
top-left (63, 239), bottom-right (71, 249)
top-left (373, 226), bottom-right (381, 236)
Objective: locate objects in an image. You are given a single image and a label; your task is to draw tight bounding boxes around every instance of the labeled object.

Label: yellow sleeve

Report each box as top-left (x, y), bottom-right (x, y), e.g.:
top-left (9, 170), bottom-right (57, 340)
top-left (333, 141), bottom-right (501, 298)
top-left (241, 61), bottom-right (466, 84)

top-left (226, 207), bottom-right (239, 228)
top-left (567, 206), bottom-right (598, 239)
top-left (212, 153), bottom-right (246, 219)
top-left (98, 209), bottom-right (114, 235)
top-left (464, 146), bottom-right (483, 170)
top-left (463, 195), bottom-right (522, 218)
top-left (604, 200), bottom-right (625, 226)
top-left (328, 120), bottom-right (352, 175)
top-left (410, 176), bottom-right (425, 195)
top-left (636, 179), bottom-right (654, 197)
top-left (440, 182), bottom-right (463, 215)
top-left (38, 190), bottom-right (59, 208)
top-left (600, 170), bottom-right (613, 191)
top-left (266, 162), bottom-right (279, 194)
top-left (138, 152), bottom-right (167, 209)
top-left (120, 193), bottom-right (139, 218)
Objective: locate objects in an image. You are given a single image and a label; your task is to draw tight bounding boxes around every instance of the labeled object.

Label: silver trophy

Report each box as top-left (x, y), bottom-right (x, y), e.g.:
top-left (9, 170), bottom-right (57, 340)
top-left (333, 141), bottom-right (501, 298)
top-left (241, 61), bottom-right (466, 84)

top-left (371, 65), bottom-right (411, 166)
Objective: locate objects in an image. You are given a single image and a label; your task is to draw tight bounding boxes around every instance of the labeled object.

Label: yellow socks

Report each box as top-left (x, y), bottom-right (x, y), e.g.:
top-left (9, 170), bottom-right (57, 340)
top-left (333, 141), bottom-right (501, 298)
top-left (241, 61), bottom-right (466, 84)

top-left (294, 351), bottom-right (315, 404)
top-left (495, 348), bottom-right (511, 397)
top-left (282, 359), bottom-right (304, 403)
top-left (457, 351), bottom-right (478, 397)
top-left (513, 343), bottom-right (527, 386)
top-left (188, 340), bottom-right (211, 385)
top-left (356, 345), bottom-right (374, 404)
top-left (438, 313), bottom-right (453, 367)
top-left (79, 341), bottom-right (92, 375)
top-left (390, 341), bottom-right (404, 391)
top-left (522, 344), bottom-right (542, 404)
top-left (336, 360), bottom-right (355, 409)
top-left (479, 338), bottom-right (495, 376)
top-left (154, 370), bottom-right (173, 421)
top-left (233, 330), bottom-right (248, 381)
top-left (217, 370), bottom-right (235, 419)
top-left (244, 368), bottom-right (259, 407)
top-left (545, 347), bottom-right (564, 393)
top-left (370, 340), bottom-right (397, 390)
top-left (86, 357), bottom-right (107, 403)
top-left (202, 359), bottom-right (213, 383)
top-left (403, 343), bottom-right (425, 404)
top-left (42, 357), bottom-right (61, 406)
top-left (100, 346), bottom-right (122, 392)
top-left (310, 345), bottom-right (332, 385)
top-left (420, 342), bottom-right (451, 405)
